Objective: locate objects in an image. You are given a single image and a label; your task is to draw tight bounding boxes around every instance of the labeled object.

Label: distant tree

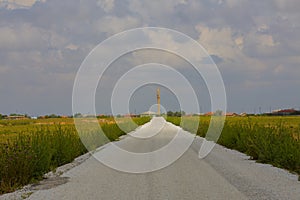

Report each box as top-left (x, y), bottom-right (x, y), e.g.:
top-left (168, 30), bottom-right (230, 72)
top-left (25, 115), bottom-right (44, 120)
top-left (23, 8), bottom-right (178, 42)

top-left (53, 114), bottom-right (61, 118)
top-left (167, 110), bottom-right (185, 117)
top-left (167, 111), bottom-right (174, 116)
top-left (181, 111), bottom-right (186, 116)
top-left (44, 114), bottom-right (61, 118)
top-left (9, 113), bottom-right (27, 117)
top-left (174, 111), bottom-right (181, 117)
top-left (214, 110), bottom-right (223, 116)
top-left (74, 113), bottom-right (82, 118)
top-left (97, 115), bottom-right (110, 119)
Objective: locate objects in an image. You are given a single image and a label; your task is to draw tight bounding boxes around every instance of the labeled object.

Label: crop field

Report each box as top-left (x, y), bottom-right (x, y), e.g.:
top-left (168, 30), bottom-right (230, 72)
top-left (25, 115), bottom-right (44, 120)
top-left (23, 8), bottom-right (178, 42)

top-left (167, 116), bottom-right (300, 176)
top-left (0, 117), bottom-right (150, 194)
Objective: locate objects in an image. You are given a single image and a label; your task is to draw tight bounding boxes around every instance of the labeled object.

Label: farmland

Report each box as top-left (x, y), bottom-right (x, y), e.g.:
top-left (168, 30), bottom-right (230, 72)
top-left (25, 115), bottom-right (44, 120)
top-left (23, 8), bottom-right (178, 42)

top-left (0, 117), bottom-right (150, 194)
top-left (167, 116), bottom-right (300, 176)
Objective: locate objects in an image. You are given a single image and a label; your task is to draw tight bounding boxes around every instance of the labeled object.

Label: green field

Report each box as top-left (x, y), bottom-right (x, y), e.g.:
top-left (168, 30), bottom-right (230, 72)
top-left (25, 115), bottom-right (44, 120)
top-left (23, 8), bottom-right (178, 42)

top-left (167, 116), bottom-right (300, 176)
top-left (0, 117), bottom-right (150, 194)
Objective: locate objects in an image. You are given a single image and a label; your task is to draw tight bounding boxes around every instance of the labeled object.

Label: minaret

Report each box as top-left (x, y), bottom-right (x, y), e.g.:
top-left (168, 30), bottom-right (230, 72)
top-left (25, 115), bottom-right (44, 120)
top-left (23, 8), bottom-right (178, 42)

top-left (157, 88), bottom-right (160, 115)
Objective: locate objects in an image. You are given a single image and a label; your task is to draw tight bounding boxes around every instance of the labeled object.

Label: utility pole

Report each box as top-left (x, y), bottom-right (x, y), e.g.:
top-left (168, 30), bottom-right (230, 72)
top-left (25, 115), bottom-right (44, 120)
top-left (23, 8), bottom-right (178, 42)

top-left (157, 88), bottom-right (160, 115)
top-left (259, 107), bottom-right (262, 114)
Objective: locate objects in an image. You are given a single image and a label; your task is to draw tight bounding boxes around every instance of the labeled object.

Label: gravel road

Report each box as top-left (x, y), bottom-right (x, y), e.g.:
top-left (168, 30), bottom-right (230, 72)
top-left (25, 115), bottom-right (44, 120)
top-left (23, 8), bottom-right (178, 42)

top-left (1, 117), bottom-right (299, 200)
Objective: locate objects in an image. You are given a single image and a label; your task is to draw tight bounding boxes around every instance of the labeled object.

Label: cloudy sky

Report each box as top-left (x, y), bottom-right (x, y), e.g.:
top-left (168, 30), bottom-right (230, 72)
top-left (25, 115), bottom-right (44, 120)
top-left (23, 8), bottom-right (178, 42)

top-left (1, 0), bottom-right (300, 115)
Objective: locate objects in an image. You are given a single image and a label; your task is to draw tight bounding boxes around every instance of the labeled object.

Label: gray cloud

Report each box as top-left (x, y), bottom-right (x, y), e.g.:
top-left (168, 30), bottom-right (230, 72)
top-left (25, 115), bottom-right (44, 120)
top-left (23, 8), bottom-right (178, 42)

top-left (0, 0), bottom-right (300, 115)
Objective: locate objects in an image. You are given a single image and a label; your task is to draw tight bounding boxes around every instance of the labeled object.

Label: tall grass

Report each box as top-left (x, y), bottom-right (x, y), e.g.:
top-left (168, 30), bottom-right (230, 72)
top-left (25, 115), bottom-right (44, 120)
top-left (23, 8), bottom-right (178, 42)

top-left (0, 117), bottom-right (150, 194)
top-left (0, 126), bottom-right (84, 194)
top-left (167, 116), bottom-right (300, 175)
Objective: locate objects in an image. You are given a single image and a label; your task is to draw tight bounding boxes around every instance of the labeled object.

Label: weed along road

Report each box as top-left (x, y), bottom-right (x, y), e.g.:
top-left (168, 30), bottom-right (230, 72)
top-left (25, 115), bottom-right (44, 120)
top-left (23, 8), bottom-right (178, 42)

top-left (22, 117), bottom-right (300, 199)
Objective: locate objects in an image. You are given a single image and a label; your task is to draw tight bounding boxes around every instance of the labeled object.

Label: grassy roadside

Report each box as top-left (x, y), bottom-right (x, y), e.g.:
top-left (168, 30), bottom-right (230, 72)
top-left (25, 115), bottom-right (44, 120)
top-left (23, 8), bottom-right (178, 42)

top-left (167, 116), bottom-right (300, 176)
top-left (0, 117), bottom-right (150, 194)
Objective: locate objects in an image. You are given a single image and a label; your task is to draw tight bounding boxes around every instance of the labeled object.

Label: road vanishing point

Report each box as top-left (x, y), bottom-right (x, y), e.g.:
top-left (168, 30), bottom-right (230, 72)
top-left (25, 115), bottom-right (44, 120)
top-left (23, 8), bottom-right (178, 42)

top-left (3, 117), bottom-right (299, 200)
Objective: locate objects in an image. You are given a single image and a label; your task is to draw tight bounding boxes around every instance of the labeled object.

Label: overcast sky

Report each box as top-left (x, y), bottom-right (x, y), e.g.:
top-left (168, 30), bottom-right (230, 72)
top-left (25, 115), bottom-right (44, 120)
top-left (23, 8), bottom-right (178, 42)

top-left (1, 0), bottom-right (300, 115)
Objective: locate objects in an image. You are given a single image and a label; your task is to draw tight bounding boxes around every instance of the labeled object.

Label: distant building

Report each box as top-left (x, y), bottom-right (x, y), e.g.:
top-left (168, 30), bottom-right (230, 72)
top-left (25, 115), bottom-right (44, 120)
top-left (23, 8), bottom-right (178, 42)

top-left (240, 112), bottom-right (248, 117)
top-left (140, 111), bottom-right (157, 117)
top-left (225, 112), bottom-right (239, 116)
top-left (204, 112), bottom-right (214, 116)
top-left (272, 109), bottom-right (299, 115)
top-left (204, 112), bottom-right (239, 116)
top-left (124, 113), bottom-right (139, 117)
top-left (6, 115), bottom-right (28, 120)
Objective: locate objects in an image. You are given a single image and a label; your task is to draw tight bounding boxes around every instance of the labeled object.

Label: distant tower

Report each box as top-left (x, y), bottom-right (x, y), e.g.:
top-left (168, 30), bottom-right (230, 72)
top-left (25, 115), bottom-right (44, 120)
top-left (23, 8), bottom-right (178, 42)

top-left (157, 88), bottom-right (160, 115)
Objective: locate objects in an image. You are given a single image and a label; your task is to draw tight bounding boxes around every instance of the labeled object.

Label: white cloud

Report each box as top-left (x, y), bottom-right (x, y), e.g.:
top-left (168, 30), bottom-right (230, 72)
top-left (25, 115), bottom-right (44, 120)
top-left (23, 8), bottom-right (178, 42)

top-left (225, 0), bottom-right (245, 8)
top-left (128, 0), bottom-right (189, 22)
top-left (234, 36), bottom-right (244, 49)
top-left (0, 24), bottom-right (68, 51)
top-left (195, 24), bottom-right (270, 74)
top-left (196, 23), bottom-right (279, 60)
top-left (176, 0), bottom-right (188, 5)
top-left (94, 16), bottom-right (140, 35)
top-left (65, 43), bottom-right (79, 51)
top-left (146, 29), bottom-right (180, 52)
top-left (257, 24), bottom-right (270, 34)
top-left (274, 0), bottom-right (300, 12)
top-left (243, 29), bottom-right (279, 58)
top-left (97, 0), bottom-right (114, 12)
top-left (0, 23), bottom-right (68, 51)
top-left (195, 24), bottom-right (240, 60)
top-left (0, 24), bottom-right (44, 50)
top-left (129, 49), bottom-right (186, 68)
top-left (0, 65), bottom-right (9, 74)
top-left (102, 28), bottom-right (214, 77)
top-left (258, 34), bottom-right (277, 47)
top-left (0, 0), bottom-right (45, 9)
top-left (243, 79), bottom-right (272, 88)
top-left (273, 65), bottom-right (284, 75)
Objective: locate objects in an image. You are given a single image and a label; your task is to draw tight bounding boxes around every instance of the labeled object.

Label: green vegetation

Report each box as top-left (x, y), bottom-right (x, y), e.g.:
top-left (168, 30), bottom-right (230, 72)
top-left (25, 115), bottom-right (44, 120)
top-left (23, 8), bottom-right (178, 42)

top-left (167, 116), bottom-right (300, 175)
top-left (0, 114), bottom-right (6, 120)
top-left (0, 117), bottom-right (150, 194)
top-left (166, 111), bottom-right (186, 117)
